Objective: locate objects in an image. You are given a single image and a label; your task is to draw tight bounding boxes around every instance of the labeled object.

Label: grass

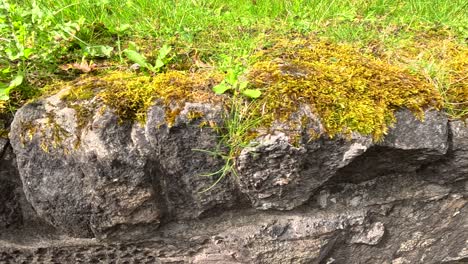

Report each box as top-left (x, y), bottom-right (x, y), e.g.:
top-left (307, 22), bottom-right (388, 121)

top-left (14, 0), bottom-right (468, 60)
top-left (1, 0), bottom-right (467, 122)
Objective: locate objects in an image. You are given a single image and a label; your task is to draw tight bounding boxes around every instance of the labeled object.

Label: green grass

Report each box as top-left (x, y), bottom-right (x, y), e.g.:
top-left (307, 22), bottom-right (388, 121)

top-left (17, 0), bottom-right (468, 60)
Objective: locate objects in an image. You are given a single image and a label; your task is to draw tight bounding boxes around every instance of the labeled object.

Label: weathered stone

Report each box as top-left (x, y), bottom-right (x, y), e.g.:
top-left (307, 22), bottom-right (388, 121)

top-left (421, 119), bottom-right (468, 184)
top-left (350, 221), bottom-right (385, 245)
top-left (146, 103), bottom-right (239, 220)
top-left (4, 88), bottom-right (468, 263)
top-left (9, 91), bottom-right (236, 239)
top-left (380, 109), bottom-right (448, 153)
top-left (330, 109), bottom-right (449, 184)
top-left (0, 168), bottom-right (466, 264)
top-left (236, 109), bottom-right (448, 210)
top-left (236, 131), bottom-right (372, 210)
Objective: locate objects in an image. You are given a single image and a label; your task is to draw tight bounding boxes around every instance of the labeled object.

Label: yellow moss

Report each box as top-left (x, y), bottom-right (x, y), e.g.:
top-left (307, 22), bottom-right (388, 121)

top-left (59, 70), bottom-right (224, 126)
top-left (445, 48), bottom-right (468, 118)
top-left (381, 29), bottom-right (468, 119)
top-left (187, 110), bottom-right (205, 121)
top-left (248, 36), bottom-right (443, 140)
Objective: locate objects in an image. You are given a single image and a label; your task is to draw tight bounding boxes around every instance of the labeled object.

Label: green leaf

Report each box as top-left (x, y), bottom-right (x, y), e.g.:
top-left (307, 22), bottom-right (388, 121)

top-left (124, 49), bottom-right (150, 68)
top-left (238, 81), bottom-right (248, 90)
top-left (154, 58), bottom-right (164, 69)
top-left (1, 68), bottom-right (11, 74)
top-left (115, 24), bottom-right (130, 33)
top-left (0, 82), bottom-right (9, 100)
top-left (157, 44), bottom-right (172, 60)
top-left (23, 48), bottom-right (34, 59)
top-left (0, 92), bottom-right (9, 101)
top-left (9, 74), bottom-right (24, 88)
top-left (127, 41), bottom-right (138, 51)
top-left (241, 89), bottom-right (261, 99)
top-left (84, 45), bottom-right (113, 58)
top-left (213, 81), bottom-right (231, 95)
top-left (226, 69), bottom-right (238, 85)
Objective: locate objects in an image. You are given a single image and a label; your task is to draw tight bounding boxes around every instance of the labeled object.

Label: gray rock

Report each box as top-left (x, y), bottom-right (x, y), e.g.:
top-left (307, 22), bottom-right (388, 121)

top-left (0, 138), bottom-right (22, 229)
top-left (9, 91), bottom-right (236, 239)
top-left (236, 109), bottom-right (449, 210)
top-left (380, 109), bottom-right (448, 153)
top-left (350, 221), bottom-right (385, 245)
top-left (146, 103), bottom-right (239, 220)
top-left (330, 109), bottom-right (449, 184)
top-left (0, 170), bottom-right (466, 264)
top-left (4, 86), bottom-right (467, 263)
top-left (236, 130), bottom-right (372, 210)
top-left (421, 119), bottom-right (468, 184)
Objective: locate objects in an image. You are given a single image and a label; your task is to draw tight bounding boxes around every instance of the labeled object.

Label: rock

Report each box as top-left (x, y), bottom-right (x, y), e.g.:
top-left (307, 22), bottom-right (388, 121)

top-left (0, 137), bottom-right (22, 229)
top-left (330, 109), bottom-right (449, 184)
top-left (146, 103), bottom-right (239, 220)
top-left (236, 108), bottom-right (449, 210)
top-left (236, 131), bottom-right (372, 210)
top-left (380, 109), bottom-right (448, 153)
top-left (4, 86), bottom-right (468, 263)
top-left (236, 105), bottom-right (374, 210)
top-left (421, 119), bottom-right (468, 184)
top-left (9, 91), bottom-right (237, 239)
top-left (350, 221), bottom-right (385, 245)
top-left (0, 172), bottom-right (466, 264)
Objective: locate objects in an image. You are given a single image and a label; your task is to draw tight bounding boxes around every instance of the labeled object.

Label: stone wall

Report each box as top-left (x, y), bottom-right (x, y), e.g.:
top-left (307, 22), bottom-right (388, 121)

top-left (0, 92), bottom-right (467, 263)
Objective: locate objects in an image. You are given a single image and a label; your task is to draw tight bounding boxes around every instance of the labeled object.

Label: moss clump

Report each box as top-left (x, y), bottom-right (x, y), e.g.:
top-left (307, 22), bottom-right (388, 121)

top-left (61, 70), bottom-right (224, 126)
top-left (444, 47), bottom-right (468, 118)
top-left (248, 36), bottom-right (443, 140)
top-left (381, 29), bottom-right (467, 119)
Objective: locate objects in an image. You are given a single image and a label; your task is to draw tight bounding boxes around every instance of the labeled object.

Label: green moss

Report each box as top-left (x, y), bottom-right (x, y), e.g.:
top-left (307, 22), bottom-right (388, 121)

top-left (381, 30), bottom-right (467, 120)
top-left (45, 35), bottom-right (464, 146)
top-left (248, 36), bottom-right (443, 140)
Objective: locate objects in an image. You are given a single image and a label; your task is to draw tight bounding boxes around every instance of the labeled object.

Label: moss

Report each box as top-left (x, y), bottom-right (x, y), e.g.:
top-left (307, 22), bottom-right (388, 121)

top-left (19, 121), bottom-right (37, 146)
top-left (248, 36), bottom-right (443, 140)
top-left (187, 110), bottom-right (205, 121)
top-left (381, 29), bottom-right (467, 119)
top-left (58, 70), bottom-right (224, 127)
top-left (61, 85), bottom-right (95, 101)
top-left (444, 47), bottom-right (468, 118)
top-left (45, 35), bottom-right (463, 145)
top-left (38, 112), bottom-right (71, 153)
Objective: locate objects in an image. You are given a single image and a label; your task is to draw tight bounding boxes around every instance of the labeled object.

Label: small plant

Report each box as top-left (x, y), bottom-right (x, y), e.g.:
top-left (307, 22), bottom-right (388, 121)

top-left (123, 42), bottom-right (172, 73)
top-left (195, 93), bottom-right (262, 193)
top-left (212, 64), bottom-right (262, 99)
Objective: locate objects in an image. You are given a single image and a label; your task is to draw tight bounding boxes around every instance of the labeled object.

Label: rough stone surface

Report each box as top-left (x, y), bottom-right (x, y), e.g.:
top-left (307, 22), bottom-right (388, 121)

top-left (329, 109), bottom-right (449, 184)
top-left (2, 89), bottom-right (468, 264)
top-left (421, 119), bottom-right (468, 184)
top-left (236, 131), bottom-right (373, 210)
top-left (146, 103), bottom-right (239, 221)
top-left (9, 92), bottom-right (237, 239)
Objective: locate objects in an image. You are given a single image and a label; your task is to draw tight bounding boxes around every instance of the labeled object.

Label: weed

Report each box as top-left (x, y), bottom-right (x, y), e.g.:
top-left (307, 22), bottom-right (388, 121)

top-left (195, 94), bottom-right (262, 193)
top-left (123, 42), bottom-right (172, 74)
top-left (212, 59), bottom-right (261, 99)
